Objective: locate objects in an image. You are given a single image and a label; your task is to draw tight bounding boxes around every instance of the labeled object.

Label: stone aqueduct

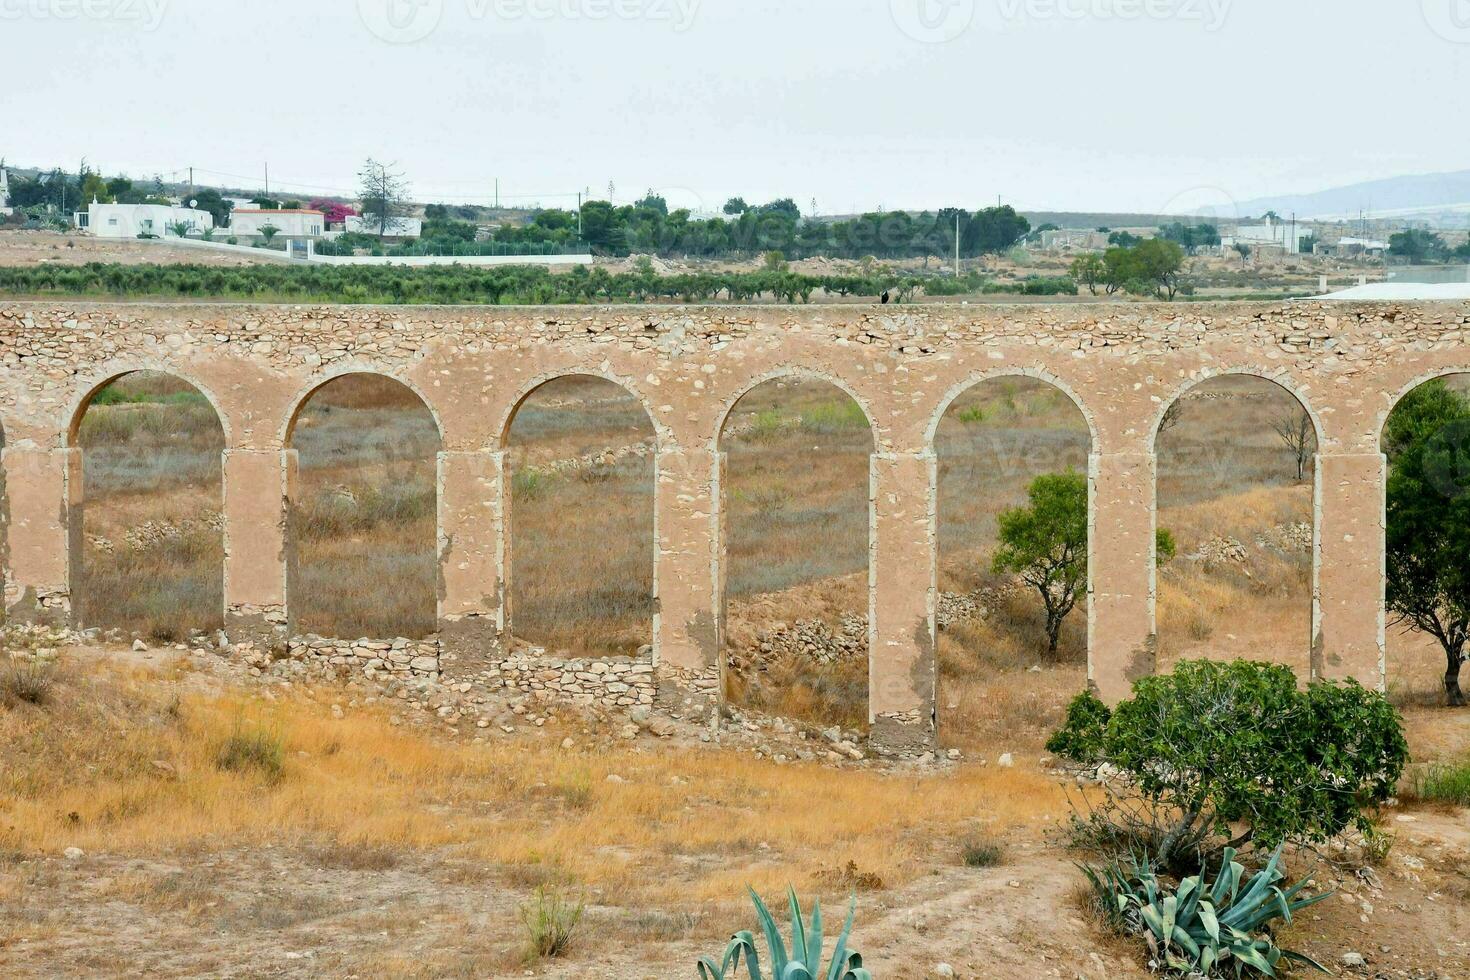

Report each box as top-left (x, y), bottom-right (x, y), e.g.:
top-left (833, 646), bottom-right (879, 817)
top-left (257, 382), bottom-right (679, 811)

top-left (0, 299), bottom-right (1465, 749)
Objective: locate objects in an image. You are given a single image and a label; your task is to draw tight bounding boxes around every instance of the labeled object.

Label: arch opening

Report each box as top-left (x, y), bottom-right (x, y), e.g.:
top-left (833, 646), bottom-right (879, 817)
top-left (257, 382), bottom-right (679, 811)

top-left (1380, 373), bottom-right (1470, 709)
top-left (933, 375), bottom-right (1093, 753)
top-left (286, 373), bottom-right (440, 640)
top-left (72, 371), bottom-right (226, 641)
top-left (1154, 374), bottom-right (1317, 679)
top-left (718, 377), bottom-right (875, 731)
top-left (503, 374), bottom-right (657, 658)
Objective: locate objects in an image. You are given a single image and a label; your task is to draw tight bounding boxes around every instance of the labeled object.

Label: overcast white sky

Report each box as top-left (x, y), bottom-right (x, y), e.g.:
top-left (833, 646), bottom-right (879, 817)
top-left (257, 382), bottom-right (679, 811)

top-left (4, 0), bottom-right (1467, 214)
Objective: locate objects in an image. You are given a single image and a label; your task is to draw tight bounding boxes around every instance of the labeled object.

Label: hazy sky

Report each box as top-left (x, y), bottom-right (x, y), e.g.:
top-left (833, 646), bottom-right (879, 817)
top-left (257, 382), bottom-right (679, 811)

top-left (5, 0), bottom-right (1467, 214)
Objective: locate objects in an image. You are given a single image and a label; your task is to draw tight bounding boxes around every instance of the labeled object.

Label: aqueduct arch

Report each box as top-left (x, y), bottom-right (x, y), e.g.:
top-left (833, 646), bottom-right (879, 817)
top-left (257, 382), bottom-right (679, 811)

top-left (0, 300), bottom-right (1459, 750)
top-left (499, 372), bottom-right (660, 657)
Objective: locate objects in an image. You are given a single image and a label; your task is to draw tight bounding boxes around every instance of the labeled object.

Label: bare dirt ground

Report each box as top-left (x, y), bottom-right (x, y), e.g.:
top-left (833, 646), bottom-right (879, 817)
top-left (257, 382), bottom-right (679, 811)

top-left (0, 230), bottom-right (276, 267)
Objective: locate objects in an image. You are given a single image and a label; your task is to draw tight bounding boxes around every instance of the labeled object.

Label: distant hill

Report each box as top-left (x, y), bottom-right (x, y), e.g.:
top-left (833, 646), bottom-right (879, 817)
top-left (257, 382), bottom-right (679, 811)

top-left (1236, 169), bottom-right (1470, 221)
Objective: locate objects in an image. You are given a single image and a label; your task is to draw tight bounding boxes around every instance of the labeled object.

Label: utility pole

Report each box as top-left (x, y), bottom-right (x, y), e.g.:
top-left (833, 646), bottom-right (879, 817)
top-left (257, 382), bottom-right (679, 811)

top-left (264, 162), bottom-right (269, 199)
top-left (494, 177), bottom-right (499, 209)
top-left (954, 211), bottom-right (961, 276)
top-left (187, 166), bottom-right (194, 199)
top-left (577, 191), bottom-right (582, 237)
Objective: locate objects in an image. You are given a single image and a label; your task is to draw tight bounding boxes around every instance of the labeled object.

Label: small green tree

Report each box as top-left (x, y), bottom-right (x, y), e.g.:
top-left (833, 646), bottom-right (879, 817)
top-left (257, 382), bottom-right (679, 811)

top-left (994, 472), bottom-right (1173, 658)
top-left (1384, 379), bottom-right (1470, 705)
top-left (1129, 238), bottom-right (1186, 299)
top-left (1069, 253), bottom-right (1105, 296)
top-left (1232, 241), bottom-right (1252, 266)
top-left (166, 220), bottom-right (192, 238)
top-left (258, 224), bottom-right (280, 244)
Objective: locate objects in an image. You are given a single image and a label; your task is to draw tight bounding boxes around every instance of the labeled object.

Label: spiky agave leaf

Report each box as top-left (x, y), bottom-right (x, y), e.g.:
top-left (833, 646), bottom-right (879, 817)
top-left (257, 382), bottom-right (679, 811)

top-left (826, 895), bottom-right (861, 980)
top-left (749, 887), bottom-right (790, 975)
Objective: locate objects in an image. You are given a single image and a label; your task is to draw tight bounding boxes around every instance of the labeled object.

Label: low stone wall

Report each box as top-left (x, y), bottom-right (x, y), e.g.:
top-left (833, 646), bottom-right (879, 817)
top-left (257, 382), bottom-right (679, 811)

top-left (287, 634), bottom-right (441, 679)
top-left (476, 652), bottom-right (657, 707)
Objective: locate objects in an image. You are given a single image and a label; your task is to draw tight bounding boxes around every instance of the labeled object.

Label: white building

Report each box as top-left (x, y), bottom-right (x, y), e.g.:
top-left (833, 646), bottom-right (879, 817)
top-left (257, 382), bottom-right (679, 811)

top-left (0, 167), bottom-right (11, 215)
top-left (344, 214), bottom-right (423, 239)
top-left (73, 201), bottom-right (214, 238)
top-left (229, 208), bottom-right (325, 238)
top-left (1334, 236), bottom-right (1389, 257)
top-left (1221, 216), bottom-right (1314, 255)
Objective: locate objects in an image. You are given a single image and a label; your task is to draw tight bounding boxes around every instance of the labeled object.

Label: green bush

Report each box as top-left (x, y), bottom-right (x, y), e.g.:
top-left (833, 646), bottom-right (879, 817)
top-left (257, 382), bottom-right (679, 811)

top-left (1155, 527), bottom-right (1177, 563)
top-left (1044, 688), bottom-right (1111, 763)
top-left (1050, 660), bottom-right (1407, 868)
top-left (1082, 844), bottom-right (1330, 977)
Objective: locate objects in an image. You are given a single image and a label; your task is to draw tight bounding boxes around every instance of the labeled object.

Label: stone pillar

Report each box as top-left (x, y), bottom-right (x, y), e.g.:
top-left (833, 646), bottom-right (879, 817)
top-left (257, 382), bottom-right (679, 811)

top-left (438, 449), bottom-right (505, 675)
top-left (868, 451), bottom-right (937, 753)
top-left (222, 448), bottom-right (293, 648)
top-left (1089, 452), bottom-right (1157, 703)
top-left (653, 447), bottom-right (721, 703)
top-left (1313, 453), bottom-right (1385, 688)
top-left (2, 447), bottom-right (78, 624)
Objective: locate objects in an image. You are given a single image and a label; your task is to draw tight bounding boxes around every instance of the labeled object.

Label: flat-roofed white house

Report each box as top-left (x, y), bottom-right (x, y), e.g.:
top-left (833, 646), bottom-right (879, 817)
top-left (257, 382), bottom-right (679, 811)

top-left (229, 208), bottom-right (326, 238)
top-left (73, 201), bottom-right (215, 238)
top-left (344, 214), bottom-right (423, 239)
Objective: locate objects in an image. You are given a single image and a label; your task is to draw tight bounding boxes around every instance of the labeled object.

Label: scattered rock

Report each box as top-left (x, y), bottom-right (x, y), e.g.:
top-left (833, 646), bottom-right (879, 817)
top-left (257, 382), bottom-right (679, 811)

top-left (63, 847), bottom-right (84, 861)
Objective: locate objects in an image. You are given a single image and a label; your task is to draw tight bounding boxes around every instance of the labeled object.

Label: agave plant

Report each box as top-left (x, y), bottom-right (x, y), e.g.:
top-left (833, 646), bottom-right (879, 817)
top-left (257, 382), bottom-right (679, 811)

top-left (1083, 845), bottom-right (1331, 978)
top-left (697, 886), bottom-right (871, 979)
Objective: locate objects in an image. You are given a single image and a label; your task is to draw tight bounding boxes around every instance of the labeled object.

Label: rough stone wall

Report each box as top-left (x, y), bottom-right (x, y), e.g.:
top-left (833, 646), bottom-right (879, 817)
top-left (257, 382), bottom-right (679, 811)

top-left (476, 652), bottom-right (657, 707)
top-left (3, 299), bottom-right (1469, 750)
top-left (287, 634), bottom-right (441, 680)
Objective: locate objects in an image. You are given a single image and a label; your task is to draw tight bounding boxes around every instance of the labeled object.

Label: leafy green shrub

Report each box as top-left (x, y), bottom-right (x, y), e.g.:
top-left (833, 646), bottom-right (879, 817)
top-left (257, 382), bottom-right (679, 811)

top-left (697, 887), bottom-right (870, 979)
top-left (520, 886), bottom-right (583, 959)
top-left (215, 723), bottom-right (285, 783)
top-left (1082, 844), bottom-right (1329, 977)
top-left (1051, 660), bottom-right (1407, 869)
top-left (1044, 688), bottom-right (1111, 763)
top-left (1155, 527), bottom-right (1177, 563)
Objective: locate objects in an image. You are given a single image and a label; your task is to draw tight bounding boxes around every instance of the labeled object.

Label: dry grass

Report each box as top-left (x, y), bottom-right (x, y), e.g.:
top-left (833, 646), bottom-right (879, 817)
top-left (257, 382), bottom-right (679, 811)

top-left (76, 372), bottom-right (225, 638)
top-left (507, 375), bottom-right (656, 657)
top-left (291, 374), bottom-right (440, 639)
top-left (0, 656), bottom-right (1066, 908)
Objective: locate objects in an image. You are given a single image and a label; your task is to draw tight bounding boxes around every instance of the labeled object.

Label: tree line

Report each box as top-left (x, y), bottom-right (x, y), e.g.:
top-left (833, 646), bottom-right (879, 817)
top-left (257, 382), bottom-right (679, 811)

top-left (0, 260), bottom-right (1072, 305)
top-left (490, 196), bottom-right (1033, 260)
